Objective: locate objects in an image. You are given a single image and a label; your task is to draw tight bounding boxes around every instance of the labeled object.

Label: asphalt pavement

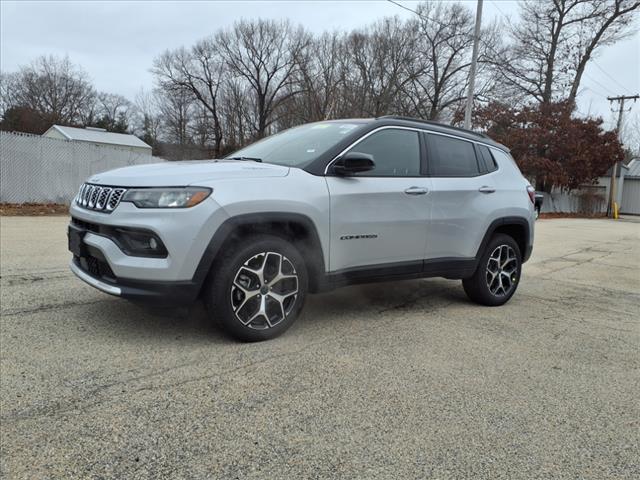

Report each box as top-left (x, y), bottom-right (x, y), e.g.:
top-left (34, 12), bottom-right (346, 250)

top-left (1, 216), bottom-right (638, 479)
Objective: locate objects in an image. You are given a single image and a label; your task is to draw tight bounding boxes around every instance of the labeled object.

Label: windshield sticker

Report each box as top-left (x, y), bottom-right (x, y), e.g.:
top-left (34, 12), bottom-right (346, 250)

top-left (306, 149), bottom-right (316, 153)
top-left (311, 124), bottom-right (331, 129)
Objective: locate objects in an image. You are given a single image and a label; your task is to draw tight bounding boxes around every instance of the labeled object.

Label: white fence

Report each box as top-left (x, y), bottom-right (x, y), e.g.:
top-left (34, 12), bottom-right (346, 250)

top-left (0, 131), bottom-right (162, 204)
top-left (539, 185), bottom-right (608, 214)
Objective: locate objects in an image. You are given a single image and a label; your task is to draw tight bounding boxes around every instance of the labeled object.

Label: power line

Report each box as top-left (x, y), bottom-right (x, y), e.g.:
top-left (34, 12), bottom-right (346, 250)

top-left (584, 72), bottom-right (618, 96)
top-left (387, 0), bottom-right (484, 128)
top-left (385, 0), bottom-right (449, 27)
top-left (489, 0), bottom-right (509, 19)
top-left (591, 60), bottom-right (635, 95)
top-left (582, 86), bottom-right (610, 98)
top-left (386, 0), bottom-right (421, 17)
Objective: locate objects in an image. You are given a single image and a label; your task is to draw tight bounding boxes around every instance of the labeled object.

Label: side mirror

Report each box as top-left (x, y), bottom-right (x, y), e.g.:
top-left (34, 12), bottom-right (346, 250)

top-left (333, 152), bottom-right (375, 175)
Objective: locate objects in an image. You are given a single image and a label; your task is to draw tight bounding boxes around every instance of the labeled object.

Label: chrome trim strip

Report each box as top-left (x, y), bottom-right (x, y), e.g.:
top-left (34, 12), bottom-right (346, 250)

top-left (70, 261), bottom-right (121, 296)
top-left (75, 183), bottom-right (126, 212)
top-left (96, 187), bottom-right (112, 209)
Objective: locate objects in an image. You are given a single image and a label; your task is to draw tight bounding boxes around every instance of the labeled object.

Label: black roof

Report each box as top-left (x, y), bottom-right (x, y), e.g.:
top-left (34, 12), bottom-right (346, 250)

top-left (373, 115), bottom-right (507, 151)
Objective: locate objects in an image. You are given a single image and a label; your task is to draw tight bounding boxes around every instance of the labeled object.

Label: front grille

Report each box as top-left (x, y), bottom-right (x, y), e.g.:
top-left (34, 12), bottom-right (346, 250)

top-left (75, 183), bottom-right (127, 213)
top-left (71, 217), bottom-right (100, 233)
top-left (76, 254), bottom-right (116, 281)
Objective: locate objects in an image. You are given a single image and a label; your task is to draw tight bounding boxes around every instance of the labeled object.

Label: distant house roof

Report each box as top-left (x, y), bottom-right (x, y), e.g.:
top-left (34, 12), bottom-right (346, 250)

top-left (43, 125), bottom-right (151, 150)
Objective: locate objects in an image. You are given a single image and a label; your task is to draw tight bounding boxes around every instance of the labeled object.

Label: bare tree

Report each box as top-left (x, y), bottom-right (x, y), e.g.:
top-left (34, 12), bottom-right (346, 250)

top-left (4, 55), bottom-right (96, 125)
top-left (219, 78), bottom-right (253, 150)
top-left (94, 92), bottom-right (133, 132)
top-left (273, 31), bottom-right (349, 130)
top-left (0, 72), bottom-right (12, 119)
top-left (341, 16), bottom-right (418, 117)
top-left (567, 0), bottom-right (640, 103)
top-left (153, 39), bottom-right (226, 156)
top-left (400, 2), bottom-right (500, 121)
top-left (216, 19), bottom-right (310, 138)
top-left (133, 88), bottom-right (162, 146)
top-left (157, 86), bottom-right (193, 146)
top-left (499, 0), bottom-right (639, 105)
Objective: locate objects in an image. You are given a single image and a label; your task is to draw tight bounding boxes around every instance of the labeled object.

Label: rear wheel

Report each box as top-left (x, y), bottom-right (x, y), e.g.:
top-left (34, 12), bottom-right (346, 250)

top-left (204, 235), bottom-right (308, 341)
top-left (463, 233), bottom-right (522, 306)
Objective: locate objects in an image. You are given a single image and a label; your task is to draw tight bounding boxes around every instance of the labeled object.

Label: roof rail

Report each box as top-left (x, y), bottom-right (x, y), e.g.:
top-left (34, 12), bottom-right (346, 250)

top-left (376, 115), bottom-right (489, 139)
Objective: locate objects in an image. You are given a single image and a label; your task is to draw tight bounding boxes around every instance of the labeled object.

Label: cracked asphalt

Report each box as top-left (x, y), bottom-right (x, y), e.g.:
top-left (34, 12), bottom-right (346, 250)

top-left (1, 216), bottom-right (639, 479)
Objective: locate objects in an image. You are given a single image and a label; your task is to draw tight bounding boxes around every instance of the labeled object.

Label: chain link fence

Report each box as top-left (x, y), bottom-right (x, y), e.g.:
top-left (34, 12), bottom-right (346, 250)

top-left (0, 131), bottom-right (162, 204)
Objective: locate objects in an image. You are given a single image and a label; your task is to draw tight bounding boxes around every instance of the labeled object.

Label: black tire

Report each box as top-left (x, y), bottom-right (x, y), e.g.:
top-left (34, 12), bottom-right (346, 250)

top-left (204, 235), bottom-right (308, 342)
top-left (463, 233), bottom-right (522, 306)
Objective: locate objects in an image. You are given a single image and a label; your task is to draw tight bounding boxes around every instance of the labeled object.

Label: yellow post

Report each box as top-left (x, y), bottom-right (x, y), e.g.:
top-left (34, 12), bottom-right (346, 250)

top-left (613, 202), bottom-right (619, 220)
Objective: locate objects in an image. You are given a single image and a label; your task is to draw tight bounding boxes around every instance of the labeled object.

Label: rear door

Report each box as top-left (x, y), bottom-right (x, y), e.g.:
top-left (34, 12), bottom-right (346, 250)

top-left (424, 133), bottom-right (497, 259)
top-left (325, 128), bottom-right (432, 272)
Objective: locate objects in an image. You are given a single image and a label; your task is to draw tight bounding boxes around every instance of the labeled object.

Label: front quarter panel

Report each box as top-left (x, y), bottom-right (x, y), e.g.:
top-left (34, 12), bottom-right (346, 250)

top-left (202, 168), bottom-right (331, 270)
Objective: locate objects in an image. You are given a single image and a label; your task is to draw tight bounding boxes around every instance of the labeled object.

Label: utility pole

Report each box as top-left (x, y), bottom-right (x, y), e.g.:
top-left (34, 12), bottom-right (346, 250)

top-left (464, 0), bottom-right (484, 130)
top-left (606, 94), bottom-right (639, 217)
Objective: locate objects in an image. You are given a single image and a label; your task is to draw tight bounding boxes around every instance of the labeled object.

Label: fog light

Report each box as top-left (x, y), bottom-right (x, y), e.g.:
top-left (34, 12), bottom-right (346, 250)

top-left (113, 228), bottom-right (167, 258)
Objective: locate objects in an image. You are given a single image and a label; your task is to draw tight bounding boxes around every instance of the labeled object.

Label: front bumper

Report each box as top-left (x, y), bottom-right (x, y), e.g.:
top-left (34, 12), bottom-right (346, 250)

top-left (68, 196), bottom-right (229, 304)
top-left (69, 199), bottom-right (228, 282)
top-left (70, 257), bottom-right (202, 305)
top-left (70, 260), bottom-right (121, 296)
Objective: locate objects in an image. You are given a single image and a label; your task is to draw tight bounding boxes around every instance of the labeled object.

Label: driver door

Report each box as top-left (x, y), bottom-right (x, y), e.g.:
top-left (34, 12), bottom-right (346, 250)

top-left (325, 128), bottom-right (432, 272)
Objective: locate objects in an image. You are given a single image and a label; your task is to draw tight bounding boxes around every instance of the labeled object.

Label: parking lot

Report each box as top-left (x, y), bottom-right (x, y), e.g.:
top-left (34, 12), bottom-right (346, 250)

top-left (1, 216), bottom-right (638, 479)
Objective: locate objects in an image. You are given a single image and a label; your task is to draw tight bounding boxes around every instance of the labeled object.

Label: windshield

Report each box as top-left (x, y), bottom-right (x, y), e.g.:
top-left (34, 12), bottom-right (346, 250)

top-left (227, 121), bottom-right (367, 167)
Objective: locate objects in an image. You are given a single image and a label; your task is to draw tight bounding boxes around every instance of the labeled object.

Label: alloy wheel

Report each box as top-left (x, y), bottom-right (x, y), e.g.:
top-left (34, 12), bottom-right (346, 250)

top-left (230, 251), bottom-right (299, 330)
top-left (486, 244), bottom-right (518, 296)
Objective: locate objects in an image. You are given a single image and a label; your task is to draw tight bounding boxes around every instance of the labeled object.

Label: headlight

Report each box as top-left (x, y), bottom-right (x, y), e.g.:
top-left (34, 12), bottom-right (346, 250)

top-left (122, 187), bottom-right (212, 208)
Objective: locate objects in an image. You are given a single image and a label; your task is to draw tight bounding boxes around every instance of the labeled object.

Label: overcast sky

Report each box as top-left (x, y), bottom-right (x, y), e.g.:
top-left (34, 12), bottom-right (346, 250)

top-left (1, 0), bottom-right (639, 130)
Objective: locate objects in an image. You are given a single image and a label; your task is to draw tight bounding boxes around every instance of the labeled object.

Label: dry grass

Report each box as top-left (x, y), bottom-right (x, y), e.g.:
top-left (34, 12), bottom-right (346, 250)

top-left (538, 212), bottom-right (607, 219)
top-left (0, 203), bottom-right (69, 216)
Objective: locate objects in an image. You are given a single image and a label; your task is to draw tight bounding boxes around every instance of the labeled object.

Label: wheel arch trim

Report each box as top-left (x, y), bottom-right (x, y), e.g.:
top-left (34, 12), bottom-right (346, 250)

top-left (475, 216), bottom-right (532, 264)
top-left (191, 212), bottom-right (326, 295)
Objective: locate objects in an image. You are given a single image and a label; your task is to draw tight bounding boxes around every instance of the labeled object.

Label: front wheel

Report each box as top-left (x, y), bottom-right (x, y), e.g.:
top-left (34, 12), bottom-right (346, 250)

top-left (204, 235), bottom-right (308, 341)
top-left (463, 233), bottom-right (522, 306)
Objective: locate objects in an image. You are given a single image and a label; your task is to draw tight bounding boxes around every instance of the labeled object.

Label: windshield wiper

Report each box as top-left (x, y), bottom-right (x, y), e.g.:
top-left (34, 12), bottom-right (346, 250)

top-left (227, 156), bottom-right (262, 162)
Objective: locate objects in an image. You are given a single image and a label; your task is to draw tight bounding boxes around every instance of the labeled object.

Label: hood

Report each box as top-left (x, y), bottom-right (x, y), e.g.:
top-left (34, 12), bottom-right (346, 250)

top-left (87, 160), bottom-right (290, 187)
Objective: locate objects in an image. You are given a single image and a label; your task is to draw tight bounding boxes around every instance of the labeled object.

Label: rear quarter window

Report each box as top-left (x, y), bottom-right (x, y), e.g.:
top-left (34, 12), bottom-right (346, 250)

top-left (477, 145), bottom-right (498, 173)
top-left (490, 148), bottom-right (520, 173)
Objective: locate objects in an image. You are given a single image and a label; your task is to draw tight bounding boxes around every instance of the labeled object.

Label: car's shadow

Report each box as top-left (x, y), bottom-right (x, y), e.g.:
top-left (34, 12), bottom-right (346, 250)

top-left (82, 277), bottom-right (465, 343)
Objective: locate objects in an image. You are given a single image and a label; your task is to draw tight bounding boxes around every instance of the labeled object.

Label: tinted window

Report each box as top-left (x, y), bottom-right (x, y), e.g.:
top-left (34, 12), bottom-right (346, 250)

top-left (228, 121), bottom-right (365, 167)
top-left (478, 145), bottom-right (498, 173)
top-left (428, 134), bottom-right (480, 177)
top-left (349, 129), bottom-right (420, 177)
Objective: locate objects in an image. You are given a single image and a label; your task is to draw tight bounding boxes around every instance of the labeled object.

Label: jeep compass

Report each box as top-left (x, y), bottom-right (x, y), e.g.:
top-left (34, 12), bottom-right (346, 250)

top-left (68, 116), bottom-right (535, 341)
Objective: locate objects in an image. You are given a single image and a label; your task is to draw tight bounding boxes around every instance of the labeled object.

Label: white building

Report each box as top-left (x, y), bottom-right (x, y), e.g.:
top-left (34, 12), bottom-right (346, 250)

top-left (598, 159), bottom-right (640, 215)
top-left (619, 159), bottom-right (640, 215)
top-left (43, 125), bottom-right (152, 156)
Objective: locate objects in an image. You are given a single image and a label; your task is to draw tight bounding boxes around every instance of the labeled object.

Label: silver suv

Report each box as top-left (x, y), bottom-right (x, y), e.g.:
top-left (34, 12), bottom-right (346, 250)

top-left (69, 116), bottom-right (535, 341)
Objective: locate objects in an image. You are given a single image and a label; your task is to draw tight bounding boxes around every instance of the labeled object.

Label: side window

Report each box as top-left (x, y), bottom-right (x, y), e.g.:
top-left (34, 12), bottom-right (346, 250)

top-left (478, 145), bottom-right (498, 173)
top-left (427, 134), bottom-right (480, 177)
top-left (490, 148), bottom-right (521, 174)
top-left (349, 129), bottom-right (420, 177)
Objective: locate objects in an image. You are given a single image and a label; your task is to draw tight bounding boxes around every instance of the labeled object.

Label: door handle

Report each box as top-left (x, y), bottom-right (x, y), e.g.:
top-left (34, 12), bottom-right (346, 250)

top-left (478, 186), bottom-right (496, 194)
top-left (404, 186), bottom-right (429, 195)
